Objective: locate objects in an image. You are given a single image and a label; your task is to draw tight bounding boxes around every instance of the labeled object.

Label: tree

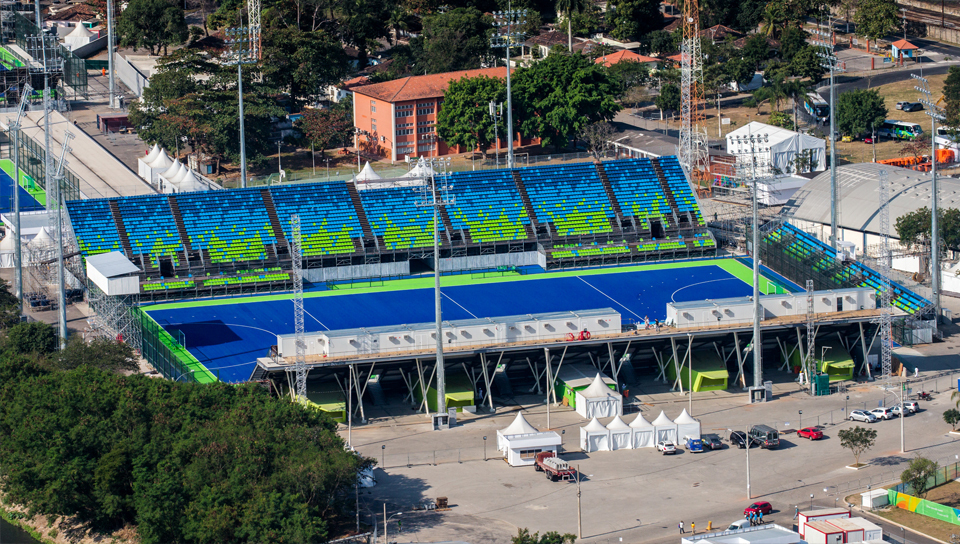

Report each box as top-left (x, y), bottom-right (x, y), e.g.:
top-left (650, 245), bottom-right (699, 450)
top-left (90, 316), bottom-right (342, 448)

top-left (556, 4), bottom-right (601, 42)
top-left (607, 59), bottom-right (650, 95)
top-left (656, 83), bottom-right (681, 117)
top-left (580, 121), bottom-right (614, 159)
top-left (513, 528), bottom-right (578, 544)
top-left (335, 0), bottom-right (394, 68)
top-left (512, 52), bottom-right (622, 149)
top-left (736, 0), bottom-right (768, 33)
top-left (116, 0), bottom-right (188, 55)
top-left (54, 337), bottom-right (140, 373)
top-left (837, 426), bottom-right (877, 466)
top-left (260, 26), bottom-right (349, 104)
top-left (607, 0), bottom-right (661, 42)
top-left (556, 0), bottom-right (588, 52)
top-left (0, 278), bottom-right (21, 330)
top-left (779, 26), bottom-right (809, 62)
top-left (436, 75), bottom-right (506, 158)
top-left (418, 7), bottom-right (492, 74)
top-left (837, 89), bottom-right (887, 137)
top-left (900, 134), bottom-right (931, 158)
top-left (742, 34), bottom-right (771, 71)
top-left (901, 456), bottom-right (940, 498)
top-left (647, 30), bottom-right (679, 57)
top-left (854, 0), bottom-right (900, 41)
top-left (790, 46), bottom-right (826, 81)
top-left (297, 99), bottom-right (355, 152)
top-left (896, 207), bottom-right (960, 252)
top-left (5, 322), bottom-right (57, 356)
top-left (943, 66), bottom-right (960, 129)
top-left (943, 409), bottom-right (960, 431)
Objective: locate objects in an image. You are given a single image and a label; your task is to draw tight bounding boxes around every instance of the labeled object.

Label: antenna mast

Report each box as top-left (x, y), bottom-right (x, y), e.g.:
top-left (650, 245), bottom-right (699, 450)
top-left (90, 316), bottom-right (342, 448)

top-left (679, 0), bottom-right (708, 186)
top-left (290, 214), bottom-right (307, 401)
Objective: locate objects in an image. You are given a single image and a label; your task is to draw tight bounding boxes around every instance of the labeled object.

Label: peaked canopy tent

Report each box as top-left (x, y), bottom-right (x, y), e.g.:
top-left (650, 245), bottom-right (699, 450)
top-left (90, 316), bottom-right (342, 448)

top-left (652, 411), bottom-right (677, 444)
top-left (580, 417), bottom-right (610, 452)
top-left (727, 121), bottom-right (826, 176)
top-left (674, 409), bottom-right (701, 440)
top-left (575, 374), bottom-right (622, 419)
top-left (630, 413), bottom-right (655, 448)
top-left (145, 148), bottom-right (173, 185)
top-left (401, 162), bottom-right (436, 179)
top-left (356, 161), bottom-right (382, 181)
top-left (497, 412), bottom-right (561, 466)
top-left (607, 415), bottom-right (632, 450)
top-left (555, 363), bottom-right (617, 410)
top-left (0, 234), bottom-right (15, 267)
top-left (137, 144), bottom-right (161, 181)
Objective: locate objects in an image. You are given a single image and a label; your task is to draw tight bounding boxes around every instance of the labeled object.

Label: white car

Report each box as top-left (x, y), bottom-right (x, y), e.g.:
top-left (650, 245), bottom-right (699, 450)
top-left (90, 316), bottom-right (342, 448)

top-left (870, 407), bottom-right (894, 420)
top-left (656, 441), bottom-right (677, 455)
top-left (849, 410), bottom-right (877, 423)
top-left (903, 401), bottom-right (920, 413)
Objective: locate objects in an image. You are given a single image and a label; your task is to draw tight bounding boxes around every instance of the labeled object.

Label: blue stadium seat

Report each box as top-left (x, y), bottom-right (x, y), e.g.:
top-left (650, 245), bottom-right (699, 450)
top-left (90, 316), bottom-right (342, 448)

top-left (270, 182), bottom-right (363, 256)
top-left (117, 194), bottom-right (183, 266)
top-left (174, 189), bottom-right (277, 263)
top-left (657, 156), bottom-right (707, 225)
top-left (520, 163), bottom-right (614, 236)
top-left (604, 158), bottom-right (673, 229)
top-left (359, 185), bottom-right (441, 249)
top-left (66, 198), bottom-right (123, 256)
top-left (447, 170), bottom-right (529, 242)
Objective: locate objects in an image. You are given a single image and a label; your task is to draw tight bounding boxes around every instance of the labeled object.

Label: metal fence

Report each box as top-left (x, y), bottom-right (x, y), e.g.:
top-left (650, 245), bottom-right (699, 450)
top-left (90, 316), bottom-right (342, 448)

top-left (892, 461), bottom-right (960, 495)
top-left (12, 13), bottom-right (87, 99)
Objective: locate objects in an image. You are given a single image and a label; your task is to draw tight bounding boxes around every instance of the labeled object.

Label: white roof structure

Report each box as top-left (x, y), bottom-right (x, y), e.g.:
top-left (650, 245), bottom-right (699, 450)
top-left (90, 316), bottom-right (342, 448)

top-left (607, 415), bottom-right (630, 430)
top-left (607, 415), bottom-right (631, 450)
top-left (497, 412), bottom-right (561, 466)
top-left (727, 121), bottom-right (826, 175)
top-left (651, 411), bottom-right (674, 426)
top-left (556, 364), bottom-right (616, 390)
top-left (147, 148), bottom-right (173, 170)
top-left (630, 413), bottom-right (655, 448)
top-left (675, 408), bottom-right (701, 439)
top-left (629, 413), bottom-right (652, 428)
top-left (170, 165), bottom-right (191, 185)
top-left (682, 524), bottom-right (802, 544)
top-left (652, 410), bottom-right (677, 443)
top-left (583, 417), bottom-right (608, 432)
top-left (575, 374), bottom-right (622, 419)
top-left (86, 252), bottom-right (141, 296)
top-left (176, 170), bottom-right (205, 193)
top-left (30, 226), bottom-right (53, 248)
top-left (0, 234), bottom-right (14, 267)
top-left (67, 23), bottom-right (94, 38)
top-left (143, 144), bottom-right (161, 163)
top-left (160, 160), bottom-right (183, 181)
top-left (783, 163), bottom-right (960, 237)
top-left (501, 412), bottom-right (539, 435)
top-left (582, 374), bottom-right (615, 398)
top-left (356, 161), bottom-right (382, 181)
top-left (580, 417), bottom-right (610, 452)
top-left (401, 162), bottom-right (436, 178)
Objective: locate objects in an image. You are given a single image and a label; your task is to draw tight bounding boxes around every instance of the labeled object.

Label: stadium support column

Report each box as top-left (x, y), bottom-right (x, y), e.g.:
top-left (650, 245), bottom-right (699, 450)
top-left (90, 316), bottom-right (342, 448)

top-left (752, 171), bottom-right (761, 388)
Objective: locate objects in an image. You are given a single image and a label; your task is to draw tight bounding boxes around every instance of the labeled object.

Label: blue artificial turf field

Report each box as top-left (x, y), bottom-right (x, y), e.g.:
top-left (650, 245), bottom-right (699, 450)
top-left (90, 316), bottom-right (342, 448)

top-left (145, 260), bottom-right (783, 382)
top-left (0, 171), bottom-right (43, 213)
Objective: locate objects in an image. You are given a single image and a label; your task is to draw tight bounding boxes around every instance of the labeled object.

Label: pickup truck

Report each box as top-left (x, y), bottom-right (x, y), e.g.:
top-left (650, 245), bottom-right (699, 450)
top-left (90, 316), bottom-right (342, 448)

top-left (535, 451), bottom-right (577, 481)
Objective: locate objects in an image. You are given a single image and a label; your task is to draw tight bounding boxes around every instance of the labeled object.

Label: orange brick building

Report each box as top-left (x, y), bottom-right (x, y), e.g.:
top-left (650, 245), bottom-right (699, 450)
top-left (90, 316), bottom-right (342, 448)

top-left (351, 67), bottom-right (538, 163)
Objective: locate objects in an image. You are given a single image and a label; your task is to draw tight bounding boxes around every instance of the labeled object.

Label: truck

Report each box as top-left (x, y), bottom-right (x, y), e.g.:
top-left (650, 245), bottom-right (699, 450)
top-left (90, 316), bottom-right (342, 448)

top-left (534, 451), bottom-right (577, 481)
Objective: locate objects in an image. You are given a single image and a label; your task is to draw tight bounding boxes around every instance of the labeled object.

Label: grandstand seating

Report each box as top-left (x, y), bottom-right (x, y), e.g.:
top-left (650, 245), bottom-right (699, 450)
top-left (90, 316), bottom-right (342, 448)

top-left (604, 158), bottom-right (673, 230)
top-left (202, 271), bottom-right (290, 287)
top-left (271, 182), bottom-right (363, 256)
top-left (66, 199), bottom-right (124, 256)
top-left (657, 156), bottom-right (706, 225)
top-left (175, 189), bottom-right (277, 263)
top-left (143, 279), bottom-right (195, 291)
top-left (117, 195), bottom-right (183, 267)
top-left (359, 185), bottom-right (441, 249)
top-left (447, 170), bottom-right (529, 242)
top-left (520, 163), bottom-right (615, 236)
top-left (549, 242), bottom-right (631, 259)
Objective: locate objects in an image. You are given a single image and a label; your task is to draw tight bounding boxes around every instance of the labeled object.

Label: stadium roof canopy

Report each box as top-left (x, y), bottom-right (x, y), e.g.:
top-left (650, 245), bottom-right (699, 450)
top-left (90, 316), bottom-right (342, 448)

top-left (782, 163), bottom-right (960, 236)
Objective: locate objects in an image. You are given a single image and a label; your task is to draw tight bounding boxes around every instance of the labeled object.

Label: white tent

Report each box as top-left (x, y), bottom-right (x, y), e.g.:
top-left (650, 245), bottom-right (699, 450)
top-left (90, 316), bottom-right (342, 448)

top-left (675, 409), bottom-right (701, 440)
top-left (0, 234), bottom-right (15, 267)
top-left (137, 144), bottom-right (160, 181)
top-left (629, 413), bottom-right (655, 448)
top-left (159, 160), bottom-right (184, 186)
top-left (580, 417), bottom-right (610, 452)
top-left (652, 410), bottom-right (677, 444)
top-left (574, 374), bottom-right (622, 419)
top-left (356, 161), bottom-right (382, 181)
top-left (146, 148), bottom-right (173, 185)
top-left (29, 226), bottom-right (53, 249)
top-left (144, 144), bottom-right (161, 163)
top-left (401, 162), bottom-right (436, 179)
top-left (175, 170), bottom-right (205, 193)
top-left (496, 412), bottom-right (561, 467)
top-left (726, 121), bottom-right (826, 176)
top-left (606, 415), bottom-right (632, 450)
top-left (170, 164), bottom-right (191, 185)
top-left (63, 23), bottom-right (95, 51)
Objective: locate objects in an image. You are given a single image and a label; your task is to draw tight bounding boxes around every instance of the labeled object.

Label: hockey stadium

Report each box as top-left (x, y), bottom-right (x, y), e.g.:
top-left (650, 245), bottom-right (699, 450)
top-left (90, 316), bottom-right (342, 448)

top-left (49, 153), bottom-right (933, 422)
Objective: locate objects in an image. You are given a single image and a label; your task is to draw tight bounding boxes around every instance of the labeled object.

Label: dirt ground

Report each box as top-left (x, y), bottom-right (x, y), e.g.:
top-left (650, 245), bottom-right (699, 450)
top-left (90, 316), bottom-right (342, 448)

top-left (845, 481), bottom-right (960, 542)
top-left (922, 480), bottom-right (960, 509)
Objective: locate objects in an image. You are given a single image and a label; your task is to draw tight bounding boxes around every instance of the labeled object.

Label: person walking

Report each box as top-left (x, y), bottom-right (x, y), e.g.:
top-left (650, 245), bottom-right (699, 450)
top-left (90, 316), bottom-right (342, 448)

top-left (691, 522), bottom-right (696, 534)
top-left (758, 511), bottom-right (763, 525)
top-left (644, 315), bottom-right (650, 329)
top-left (679, 521), bottom-right (685, 534)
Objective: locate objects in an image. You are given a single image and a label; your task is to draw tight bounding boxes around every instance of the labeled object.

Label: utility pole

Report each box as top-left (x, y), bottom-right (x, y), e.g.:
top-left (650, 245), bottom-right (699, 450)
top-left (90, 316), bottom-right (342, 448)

top-left (914, 74), bottom-right (944, 324)
top-left (577, 464), bottom-right (582, 539)
top-left (816, 19), bottom-right (844, 250)
top-left (225, 25), bottom-right (259, 189)
top-left (107, 0), bottom-right (116, 108)
top-left (348, 365), bottom-right (353, 449)
top-left (746, 423), bottom-right (751, 499)
top-left (490, 7), bottom-right (525, 169)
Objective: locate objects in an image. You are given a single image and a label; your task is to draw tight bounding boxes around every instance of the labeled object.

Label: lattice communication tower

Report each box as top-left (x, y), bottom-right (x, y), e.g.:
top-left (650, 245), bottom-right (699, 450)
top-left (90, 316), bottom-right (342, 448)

top-left (290, 215), bottom-right (307, 401)
top-left (877, 170), bottom-right (893, 382)
top-left (679, 0), bottom-right (708, 186)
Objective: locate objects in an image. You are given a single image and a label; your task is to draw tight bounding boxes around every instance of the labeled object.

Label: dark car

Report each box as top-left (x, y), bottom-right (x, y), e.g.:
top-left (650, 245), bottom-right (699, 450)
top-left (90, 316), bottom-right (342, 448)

top-left (729, 431), bottom-right (756, 449)
top-left (744, 501), bottom-right (773, 516)
top-left (903, 102), bottom-right (924, 112)
top-left (702, 433), bottom-right (724, 450)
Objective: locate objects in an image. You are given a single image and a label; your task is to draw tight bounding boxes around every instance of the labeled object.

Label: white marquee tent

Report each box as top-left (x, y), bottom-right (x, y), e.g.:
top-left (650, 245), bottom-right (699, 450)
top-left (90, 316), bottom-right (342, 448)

top-left (630, 413), bottom-right (655, 448)
top-left (652, 411), bottom-right (677, 444)
top-left (496, 412), bottom-right (561, 467)
top-left (175, 170), bottom-right (206, 193)
top-left (401, 162), bottom-right (436, 179)
top-left (606, 415), bottom-right (632, 450)
top-left (159, 160), bottom-right (184, 188)
top-left (726, 121), bottom-right (826, 176)
top-left (575, 374), bottom-right (622, 419)
top-left (63, 23), bottom-right (95, 51)
top-left (580, 417), bottom-right (610, 452)
top-left (145, 148), bottom-right (173, 185)
top-left (29, 226), bottom-right (53, 249)
top-left (675, 409), bottom-right (701, 440)
top-left (356, 161), bottom-right (382, 181)
top-left (0, 234), bottom-right (15, 267)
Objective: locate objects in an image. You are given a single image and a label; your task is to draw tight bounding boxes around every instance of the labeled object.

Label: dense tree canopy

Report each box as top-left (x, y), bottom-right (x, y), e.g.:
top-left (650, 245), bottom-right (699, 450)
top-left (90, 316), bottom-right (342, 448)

top-left (435, 75), bottom-right (507, 157)
top-left (607, 0), bottom-right (661, 41)
top-left (895, 207), bottom-right (960, 251)
top-left (116, 0), bottom-right (188, 55)
top-left (854, 0), bottom-right (900, 40)
top-left (943, 66), bottom-right (960, 129)
top-left (836, 89), bottom-right (887, 137)
top-left (260, 25), bottom-right (349, 104)
top-left (297, 97), bottom-right (355, 151)
top-left (416, 7), bottom-right (493, 73)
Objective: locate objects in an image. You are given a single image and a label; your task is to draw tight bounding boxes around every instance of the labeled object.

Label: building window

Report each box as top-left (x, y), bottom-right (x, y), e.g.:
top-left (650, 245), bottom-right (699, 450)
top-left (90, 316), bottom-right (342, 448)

top-left (371, 100), bottom-right (376, 105)
top-left (418, 143), bottom-right (436, 151)
top-left (371, 105), bottom-right (376, 113)
top-left (397, 128), bottom-right (414, 135)
top-left (371, 123), bottom-right (377, 132)
top-left (417, 126), bottom-right (435, 134)
top-left (518, 449), bottom-right (543, 460)
top-left (396, 104), bottom-right (414, 118)
top-left (417, 106), bottom-right (435, 116)
top-left (397, 145), bottom-right (415, 154)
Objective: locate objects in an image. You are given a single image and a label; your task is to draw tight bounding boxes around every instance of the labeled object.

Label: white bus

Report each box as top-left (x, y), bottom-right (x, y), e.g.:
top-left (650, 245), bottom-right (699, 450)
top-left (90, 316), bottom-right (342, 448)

top-left (878, 120), bottom-right (923, 141)
top-left (804, 93), bottom-right (829, 122)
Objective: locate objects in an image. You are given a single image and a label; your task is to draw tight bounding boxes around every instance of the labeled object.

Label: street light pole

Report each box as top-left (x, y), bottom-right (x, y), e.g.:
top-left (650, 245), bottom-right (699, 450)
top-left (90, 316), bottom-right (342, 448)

top-left (491, 7), bottom-right (526, 169)
top-left (914, 74), bottom-right (944, 324)
top-left (817, 23), bottom-right (844, 250)
top-left (746, 423), bottom-right (751, 499)
top-left (225, 26), bottom-right (259, 189)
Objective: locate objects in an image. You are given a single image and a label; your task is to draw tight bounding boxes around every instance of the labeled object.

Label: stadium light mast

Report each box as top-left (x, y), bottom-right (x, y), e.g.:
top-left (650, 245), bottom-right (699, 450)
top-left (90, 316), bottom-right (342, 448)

top-left (815, 17), bottom-right (844, 250)
top-left (107, 0), bottom-right (116, 109)
top-left (7, 83), bottom-right (33, 312)
top-left (415, 157), bottom-right (455, 423)
top-left (225, 25), bottom-right (260, 189)
top-left (913, 74), bottom-right (944, 324)
top-left (490, 7), bottom-right (525, 169)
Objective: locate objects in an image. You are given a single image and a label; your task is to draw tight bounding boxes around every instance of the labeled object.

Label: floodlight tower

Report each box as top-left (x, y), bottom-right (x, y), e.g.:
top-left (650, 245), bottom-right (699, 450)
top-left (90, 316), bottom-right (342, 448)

top-left (490, 7), bottom-right (525, 169)
top-left (815, 17), bottom-right (844, 250)
top-left (107, 0), bottom-right (116, 108)
top-left (225, 25), bottom-right (260, 189)
top-left (7, 83), bottom-right (33, 311)
top-left (913, 74), bottom-right (944, 323)
top-left (247, 0), bottom-right (261, 60)
top-left (290, 214), bottom-right (307, 401)
top-left (679, 0), bottom-right (708, 185)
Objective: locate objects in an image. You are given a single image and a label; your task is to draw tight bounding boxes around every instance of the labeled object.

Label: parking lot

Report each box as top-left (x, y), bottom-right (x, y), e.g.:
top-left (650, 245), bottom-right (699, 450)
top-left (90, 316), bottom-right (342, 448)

top-left (348, 307), bottom-right (960, 544)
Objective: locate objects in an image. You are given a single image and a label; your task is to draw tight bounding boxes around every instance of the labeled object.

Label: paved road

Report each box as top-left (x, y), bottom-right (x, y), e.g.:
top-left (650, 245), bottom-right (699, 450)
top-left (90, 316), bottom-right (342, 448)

top-left (854, 507), bottom-right (944, 544)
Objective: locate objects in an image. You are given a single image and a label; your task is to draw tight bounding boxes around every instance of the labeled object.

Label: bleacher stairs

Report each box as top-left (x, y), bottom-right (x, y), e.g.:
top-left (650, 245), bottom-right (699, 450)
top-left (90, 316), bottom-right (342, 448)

top-left (167, 197), bottom-right (192, 252)
top-left (346, 180), bottom-right (378, 250)
top-left (438, 205), bottom-right (456, 246)
top-left (260, 189), bottom-right (287, 247)
top-left (511, 170), bottom-right (540, 239)
top-left (108, 200), bottom-right (133, 257)
top-left (595, 163), bottom-right (624, 218)
top-left (650, 159), bottom-right (682, 226)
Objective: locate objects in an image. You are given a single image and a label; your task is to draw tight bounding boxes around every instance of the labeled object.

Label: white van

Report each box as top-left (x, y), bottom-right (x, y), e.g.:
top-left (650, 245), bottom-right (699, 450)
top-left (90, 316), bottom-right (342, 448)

top-left (727, 519), bottom-right (751, 531)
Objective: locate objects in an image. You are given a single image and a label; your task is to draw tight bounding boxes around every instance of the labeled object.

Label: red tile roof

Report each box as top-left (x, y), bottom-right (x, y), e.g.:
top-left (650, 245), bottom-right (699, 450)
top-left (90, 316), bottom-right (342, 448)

top-left (595, 50), bottom-right (659, 67)
top-left (891, 39), bottom-right (918, 50)
top-left (352, 67), bottom-right (508, 103)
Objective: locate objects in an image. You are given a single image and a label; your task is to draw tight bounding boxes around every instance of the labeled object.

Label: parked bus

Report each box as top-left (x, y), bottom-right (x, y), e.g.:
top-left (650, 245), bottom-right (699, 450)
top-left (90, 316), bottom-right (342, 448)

top-left (804, 93), bottom-right (829, 122)
top-left (878, 120), bottom-right (923, 141)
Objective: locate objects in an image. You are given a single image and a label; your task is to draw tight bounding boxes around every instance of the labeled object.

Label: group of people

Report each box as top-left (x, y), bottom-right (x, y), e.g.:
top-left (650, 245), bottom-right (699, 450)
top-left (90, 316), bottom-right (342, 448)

top-left (640, 316), bottom-right (661, 332)
top-left (746, 511), bottom-right (765, 526)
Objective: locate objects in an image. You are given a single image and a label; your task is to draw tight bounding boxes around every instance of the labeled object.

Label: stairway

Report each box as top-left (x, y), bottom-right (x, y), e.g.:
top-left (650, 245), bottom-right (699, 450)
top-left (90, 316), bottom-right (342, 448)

top-left (595, 163), bottom-right (624, 218)
top-left (511, 171), bottom-right (539, 239)
top-left (346, 181), bottom-right (377, 249)
top-left (438, 205), bottom-right (456, 245)
top-left (260, 189), bottom-right (287, 245)
top-left (108, 200), bottom-right (133, 257)
top-left (167, 196), bottom-right (193, 252)
top-left (650, 159), bottom-right (681, 225)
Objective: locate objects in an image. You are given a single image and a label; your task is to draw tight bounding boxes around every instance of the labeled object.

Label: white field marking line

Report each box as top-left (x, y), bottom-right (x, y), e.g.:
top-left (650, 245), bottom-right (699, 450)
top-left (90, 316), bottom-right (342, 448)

top-left (293, 300), bottom-right (330, 331)
top-left (575, 275), bottom-right (643, 319)
top-left (442, 292), bottom-right (479, 319)
top-left (161, 321), bottom-right (279, 337)
top-left (670, 278), bottom-right (741, 302)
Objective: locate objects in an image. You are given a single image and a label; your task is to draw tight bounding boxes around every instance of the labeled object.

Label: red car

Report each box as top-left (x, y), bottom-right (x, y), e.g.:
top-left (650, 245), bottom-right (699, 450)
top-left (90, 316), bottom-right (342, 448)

top-left (797, 427), bottom-right (824, 440)
top-left (744, 501), bottom-right (773, 516)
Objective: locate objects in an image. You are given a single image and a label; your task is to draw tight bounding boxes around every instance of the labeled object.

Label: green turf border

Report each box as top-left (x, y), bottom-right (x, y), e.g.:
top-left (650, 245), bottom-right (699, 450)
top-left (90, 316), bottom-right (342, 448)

top-left (0, 158), bottom-right (47, 206)
top-left (136, 307), bottom-right (218, 383)
top-left (144, 257), bottom-right (788, 312)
